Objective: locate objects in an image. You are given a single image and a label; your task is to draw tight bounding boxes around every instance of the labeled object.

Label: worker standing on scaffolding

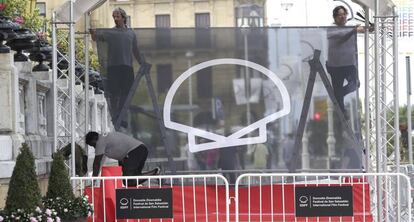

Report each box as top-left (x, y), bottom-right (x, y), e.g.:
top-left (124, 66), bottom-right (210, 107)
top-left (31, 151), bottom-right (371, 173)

top-left (90, 7), bottom-right (143, 126)
top-left (326, 5), bottom-right (371, 116)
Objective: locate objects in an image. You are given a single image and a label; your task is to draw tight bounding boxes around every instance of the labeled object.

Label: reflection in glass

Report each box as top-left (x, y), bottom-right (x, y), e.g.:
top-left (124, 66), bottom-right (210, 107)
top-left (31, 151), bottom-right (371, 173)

top-left (94, 27), bottom-right (364, 179)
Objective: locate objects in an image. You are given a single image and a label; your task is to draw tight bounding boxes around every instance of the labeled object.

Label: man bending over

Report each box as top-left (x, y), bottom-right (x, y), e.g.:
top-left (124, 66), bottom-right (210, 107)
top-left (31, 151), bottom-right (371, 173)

top-left (85, 131), bottom-right (159, 186)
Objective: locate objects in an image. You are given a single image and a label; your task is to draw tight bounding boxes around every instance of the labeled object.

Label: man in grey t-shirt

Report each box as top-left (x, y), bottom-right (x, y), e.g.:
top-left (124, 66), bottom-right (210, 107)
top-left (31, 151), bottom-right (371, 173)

top-left (90, 7), bottom-right (143, 123)
top-left (326, 6), bottom-right (369, 115)
top-left (85, 131), bottom-right (159, 186)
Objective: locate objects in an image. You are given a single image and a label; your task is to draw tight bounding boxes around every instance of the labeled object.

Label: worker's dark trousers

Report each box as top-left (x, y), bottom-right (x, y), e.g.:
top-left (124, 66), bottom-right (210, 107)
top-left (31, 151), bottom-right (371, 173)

top-left (119, 145), bottom-right (148, 186)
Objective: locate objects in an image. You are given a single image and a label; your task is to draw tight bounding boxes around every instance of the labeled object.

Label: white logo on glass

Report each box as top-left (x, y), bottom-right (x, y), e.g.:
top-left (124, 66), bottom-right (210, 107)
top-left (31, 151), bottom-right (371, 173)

top-left (163, 58), bottom-right (291, 153)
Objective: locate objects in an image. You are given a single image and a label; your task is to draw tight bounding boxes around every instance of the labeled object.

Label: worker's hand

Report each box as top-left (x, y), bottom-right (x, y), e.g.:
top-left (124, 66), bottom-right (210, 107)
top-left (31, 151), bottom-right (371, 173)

top-left (85, 179), bottom-right (100, 188)
top-left (89, 29), bottom-right (97, 41)
top-left (356, 25), bottom-right (365, 33)
top-left (356, 25), bottom-right (374, 33)
top-left (92, 179), bottom-right (100, 187)
top-left (368, 25), bottom-right (375, 32)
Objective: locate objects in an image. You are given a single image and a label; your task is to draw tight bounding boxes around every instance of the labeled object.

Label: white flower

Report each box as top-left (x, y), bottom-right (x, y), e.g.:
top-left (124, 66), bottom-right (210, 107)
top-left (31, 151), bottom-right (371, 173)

top-left (35, 207), bottom-right (42, 213)
top-left (84, 195), bottom-right (89, 199)
top-left (17, 209), bottom-right (21, 213)
top-left (88, 211), bottom-right (92, 217)
top-left (0, 216), bottom-right (3, 221)
top-left (30, 217), bottom-right (38, 222)
top-left (47, 217), bottom-right (53, 222)
top-left (56, 217), bottom-right (61, 222)
top-left (15, 216), bottom-right (20, 220)
top-left (45, 209), bottom-right (52, 216)
top-left (63, 208), bottom-right (68, 213)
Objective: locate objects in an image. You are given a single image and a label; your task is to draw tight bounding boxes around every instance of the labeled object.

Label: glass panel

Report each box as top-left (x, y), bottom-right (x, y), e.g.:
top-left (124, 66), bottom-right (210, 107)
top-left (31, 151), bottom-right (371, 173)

top-left (93, 27), bottom-right (363, 179)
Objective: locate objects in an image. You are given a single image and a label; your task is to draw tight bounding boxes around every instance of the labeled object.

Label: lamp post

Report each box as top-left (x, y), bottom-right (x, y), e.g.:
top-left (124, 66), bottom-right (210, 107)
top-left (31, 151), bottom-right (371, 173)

top-left (280, 0), bottom-right (294, 25)
top-left (240, 26), bottom-right (251, 130)
top-left (185, 50), bottom-right (194, 127)
top-left (326, 99), bottom-right (336, 169)
top-left (237, 4), bottom-right (262, 132)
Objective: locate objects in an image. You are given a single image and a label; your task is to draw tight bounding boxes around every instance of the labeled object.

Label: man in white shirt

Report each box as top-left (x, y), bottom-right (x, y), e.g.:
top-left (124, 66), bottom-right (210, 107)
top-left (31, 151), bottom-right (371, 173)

top-left (85, 131), bottom-right (159, 186)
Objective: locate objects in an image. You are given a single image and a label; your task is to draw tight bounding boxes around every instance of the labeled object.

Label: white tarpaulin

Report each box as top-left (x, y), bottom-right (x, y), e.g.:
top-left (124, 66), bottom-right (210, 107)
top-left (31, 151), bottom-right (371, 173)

top-left (55, 0), bottom-right (106, 22)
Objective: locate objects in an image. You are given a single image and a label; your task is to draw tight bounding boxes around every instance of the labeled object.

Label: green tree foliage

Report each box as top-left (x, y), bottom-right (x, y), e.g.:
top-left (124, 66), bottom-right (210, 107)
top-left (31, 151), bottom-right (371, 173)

top-left (5, 143), bottom-right (41, 212)
top-left (1, 0), bottom-right (45, 32)
top-left (384, 105), bottom-right (414, 162)
top-left (56, 30), bottom-right (100, 71)
top-left (46, 152), bottom-right (74, 201)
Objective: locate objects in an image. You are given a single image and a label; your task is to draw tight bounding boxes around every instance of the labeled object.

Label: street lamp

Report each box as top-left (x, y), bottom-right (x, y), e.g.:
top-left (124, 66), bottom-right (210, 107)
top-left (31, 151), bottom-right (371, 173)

top-left (236, 4), bottom-right (263, 147)
top-left (280, 2), bottom-right (293, 12)
top-left (185, 50), bottom-right (194, 127)
top-left (236, 4), bottom-right (263, 28)
top-left (280, 1), bottom-right (294, 26)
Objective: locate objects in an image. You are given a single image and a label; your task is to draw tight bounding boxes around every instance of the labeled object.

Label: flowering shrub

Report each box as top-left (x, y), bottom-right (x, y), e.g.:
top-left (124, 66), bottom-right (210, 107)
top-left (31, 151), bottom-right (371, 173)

top-left (13, 16), bottom-right (24, 24)
top-left (36, 32), bottom-right (48, 41)
top-left (0, 3), bottom-right (6, 12)
top-left (0, 0), bottom-right (44, 31)
top-left (0, 207), bottom-right (60, 222)
top-left (43, 196), bottom-right (93, 221)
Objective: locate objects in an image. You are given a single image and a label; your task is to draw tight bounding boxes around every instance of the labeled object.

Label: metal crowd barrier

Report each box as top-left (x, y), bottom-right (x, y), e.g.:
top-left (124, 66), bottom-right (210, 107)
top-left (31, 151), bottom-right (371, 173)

top-left (71, 172), bottom-right (412, 222)
top-left (71, 174), bottom-right (230, 222)
top-left (235, 173), bottom-right (412, 222)
top-left (400, 164), bottom-right (414, 187)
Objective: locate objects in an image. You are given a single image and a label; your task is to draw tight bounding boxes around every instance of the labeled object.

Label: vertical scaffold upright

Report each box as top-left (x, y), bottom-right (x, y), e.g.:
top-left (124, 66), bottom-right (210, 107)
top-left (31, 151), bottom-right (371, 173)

top-left (52, 0), bottom-right (90, 177)
top-left (364, 0), bottom-right (402, 221)
top-left (364, 0), bottom-right (400, 174)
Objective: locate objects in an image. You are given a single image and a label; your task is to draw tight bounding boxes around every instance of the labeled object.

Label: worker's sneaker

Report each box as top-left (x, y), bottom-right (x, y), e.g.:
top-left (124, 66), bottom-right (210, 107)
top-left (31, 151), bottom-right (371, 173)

top-left (153, 166), bottom-right (161, 175)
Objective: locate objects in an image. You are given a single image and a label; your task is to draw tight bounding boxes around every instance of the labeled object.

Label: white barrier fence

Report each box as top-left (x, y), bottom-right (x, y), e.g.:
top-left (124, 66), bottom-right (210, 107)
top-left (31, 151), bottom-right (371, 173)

top-left (235, 173), bottom-right (412, 222)
top-left (71, 173), bottom-right (412, 222)
top-left (400, 164), bottom-right (414, 187)
top-left (71, 174), bottom-right (230, 222)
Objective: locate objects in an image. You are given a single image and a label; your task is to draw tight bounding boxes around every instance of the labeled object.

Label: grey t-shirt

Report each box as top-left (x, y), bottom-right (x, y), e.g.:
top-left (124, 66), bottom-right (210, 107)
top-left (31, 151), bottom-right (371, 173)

top-left (97, 28), bottom-right (138, 67)
top-left (95, 132), bottom-right (143, 161)
top-left (327, 27), bottom-right (357, 67)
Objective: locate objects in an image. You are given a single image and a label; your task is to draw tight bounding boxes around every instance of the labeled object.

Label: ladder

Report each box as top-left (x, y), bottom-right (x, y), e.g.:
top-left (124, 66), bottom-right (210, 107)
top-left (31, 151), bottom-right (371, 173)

top-left (289, 50), bottom-right (364, 172)
top-left (114, 61), bottom-right (177, 173)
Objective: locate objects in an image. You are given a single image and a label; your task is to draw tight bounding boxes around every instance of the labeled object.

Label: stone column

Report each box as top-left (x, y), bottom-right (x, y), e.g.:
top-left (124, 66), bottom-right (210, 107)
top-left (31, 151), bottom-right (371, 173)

top-left (24, 73), bottom-right (39, 135)
top-left (0, 53), bottom-right (15, 133)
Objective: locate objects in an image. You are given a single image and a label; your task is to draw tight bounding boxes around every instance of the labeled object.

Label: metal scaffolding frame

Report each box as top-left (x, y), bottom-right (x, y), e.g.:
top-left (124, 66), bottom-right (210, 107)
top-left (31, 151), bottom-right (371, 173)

top-left (52, 0), bottom-right (90, 177)
top-left (365, 1), bottom-right (401, 221)
top-left (364, 0), bottom-right (399, 174)
top-left (51, 0), bottom-right (401, 179)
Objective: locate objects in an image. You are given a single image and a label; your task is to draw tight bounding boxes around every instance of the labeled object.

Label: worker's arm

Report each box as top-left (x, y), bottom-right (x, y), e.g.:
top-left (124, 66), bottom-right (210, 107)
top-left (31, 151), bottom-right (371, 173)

top-left (92, 154), bottom-right (104, 176)
top-left (132, 32), bottom-right (144, 65)
top-left (90, 29), bottom-right (97, 41)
